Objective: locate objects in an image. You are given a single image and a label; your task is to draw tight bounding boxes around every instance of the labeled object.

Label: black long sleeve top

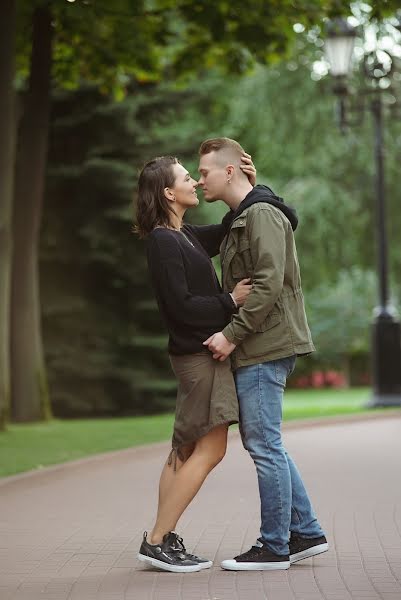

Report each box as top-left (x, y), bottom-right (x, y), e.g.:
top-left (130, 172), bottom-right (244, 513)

top-left (146, 213), bottom-right (236, 355)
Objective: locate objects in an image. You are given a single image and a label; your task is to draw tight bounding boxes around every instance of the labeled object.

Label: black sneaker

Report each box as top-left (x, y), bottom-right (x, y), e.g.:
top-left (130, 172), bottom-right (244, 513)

top-left (289, 532), bottom-right (329, 564)
top-left (138, 531), bottom-right (210, 573)
top-left (221, 542), bottom-right (290, 571)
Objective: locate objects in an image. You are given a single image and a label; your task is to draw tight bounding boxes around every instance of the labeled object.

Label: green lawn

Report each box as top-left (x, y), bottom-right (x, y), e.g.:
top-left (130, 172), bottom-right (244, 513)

top-left (284, 387), bottom-right (371, 420)
top-left (0, 387), bottom-right (396, 478)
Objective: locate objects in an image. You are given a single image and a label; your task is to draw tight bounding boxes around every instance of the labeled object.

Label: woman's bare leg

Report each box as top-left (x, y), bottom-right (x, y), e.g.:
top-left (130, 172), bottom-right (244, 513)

top-left (156, 443), bottom-right (195, 511)
top-left (149, 424), bottom-right (228, 544)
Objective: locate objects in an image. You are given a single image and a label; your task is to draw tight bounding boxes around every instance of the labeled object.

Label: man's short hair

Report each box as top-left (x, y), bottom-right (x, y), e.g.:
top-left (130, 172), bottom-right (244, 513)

top-left (199, 138), bottom-right (244, 166)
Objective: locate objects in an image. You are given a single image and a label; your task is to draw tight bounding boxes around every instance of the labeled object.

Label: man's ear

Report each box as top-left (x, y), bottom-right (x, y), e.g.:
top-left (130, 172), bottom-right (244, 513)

top-left (164, 187), bottom-right (175, 202)
top-left (226, 165), bottom-right (234, 179)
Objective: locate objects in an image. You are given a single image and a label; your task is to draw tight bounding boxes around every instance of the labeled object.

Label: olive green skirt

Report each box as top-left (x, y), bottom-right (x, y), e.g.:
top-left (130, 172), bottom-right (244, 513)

top-left (168, 351), bottom-right (239, 466)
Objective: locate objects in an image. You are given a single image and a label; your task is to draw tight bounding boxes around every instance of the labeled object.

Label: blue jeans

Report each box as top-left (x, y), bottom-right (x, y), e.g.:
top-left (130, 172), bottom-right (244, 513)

top-left (235, 356), bottom-right (325, 556)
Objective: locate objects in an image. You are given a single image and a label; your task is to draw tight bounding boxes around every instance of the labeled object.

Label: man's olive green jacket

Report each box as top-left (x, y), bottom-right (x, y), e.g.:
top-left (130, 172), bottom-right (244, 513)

top-left (221, 201), bottom-right (315, 370)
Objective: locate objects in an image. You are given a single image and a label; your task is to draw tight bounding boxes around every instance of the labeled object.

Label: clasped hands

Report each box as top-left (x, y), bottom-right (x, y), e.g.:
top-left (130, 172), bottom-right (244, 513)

top-left (203, 277), bottom-right (253, 360)
top-left (203, 332), bottom-right (236, 362)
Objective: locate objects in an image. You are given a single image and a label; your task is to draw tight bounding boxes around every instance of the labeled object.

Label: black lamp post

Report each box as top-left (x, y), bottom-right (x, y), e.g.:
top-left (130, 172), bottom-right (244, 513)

top-left (324, 17), bottom-right (401, 407)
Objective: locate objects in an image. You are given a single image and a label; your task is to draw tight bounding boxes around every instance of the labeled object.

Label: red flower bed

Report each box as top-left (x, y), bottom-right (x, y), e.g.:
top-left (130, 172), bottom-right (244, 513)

top-left (293, 370), bottom-right (347, 389)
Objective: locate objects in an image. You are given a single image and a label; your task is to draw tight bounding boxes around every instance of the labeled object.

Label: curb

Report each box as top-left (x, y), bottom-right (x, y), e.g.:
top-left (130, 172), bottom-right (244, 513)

top-left (1, 409), bottom-right (399, 488)
top-left (282, 407), bottom-right (401, 430)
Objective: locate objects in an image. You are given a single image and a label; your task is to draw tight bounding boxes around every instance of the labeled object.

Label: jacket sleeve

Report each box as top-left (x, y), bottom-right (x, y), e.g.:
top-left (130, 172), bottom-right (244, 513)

top-left (148, 234), bottom-right (235, 329)
top-left (222, 206), bottom-right (286, 345)
top-left (185, 210), bottom-right (235, 257)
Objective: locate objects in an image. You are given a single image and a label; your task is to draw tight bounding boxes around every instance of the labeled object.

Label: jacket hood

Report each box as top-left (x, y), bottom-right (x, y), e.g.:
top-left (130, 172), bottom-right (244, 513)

top-left (234, 184), bottom-right (298, 231)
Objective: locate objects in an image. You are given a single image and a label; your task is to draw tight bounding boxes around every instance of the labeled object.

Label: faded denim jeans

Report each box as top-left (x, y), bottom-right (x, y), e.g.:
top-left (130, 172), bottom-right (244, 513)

top-left (235, 355), bottom-right (325, 555)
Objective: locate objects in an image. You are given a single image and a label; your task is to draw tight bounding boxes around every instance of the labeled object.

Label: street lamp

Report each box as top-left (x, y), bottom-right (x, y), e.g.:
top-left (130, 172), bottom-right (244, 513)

top-left (325, 18), bottom-right (356, 77)
top-left (324, 17), bottom-right (401, 407)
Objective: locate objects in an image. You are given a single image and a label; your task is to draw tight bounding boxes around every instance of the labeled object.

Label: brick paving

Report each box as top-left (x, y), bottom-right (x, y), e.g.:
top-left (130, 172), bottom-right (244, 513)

top-left (1, 413), bottom-right (401, 600)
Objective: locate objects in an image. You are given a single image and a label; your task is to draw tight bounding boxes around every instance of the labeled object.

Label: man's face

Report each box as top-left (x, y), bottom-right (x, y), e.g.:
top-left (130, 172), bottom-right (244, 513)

top-left (197, 151), bottom-right (228, 203)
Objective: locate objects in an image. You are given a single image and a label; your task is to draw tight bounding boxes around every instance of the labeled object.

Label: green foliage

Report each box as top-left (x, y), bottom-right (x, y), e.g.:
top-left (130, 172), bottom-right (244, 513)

top-left (42, 29), bottom-right (401, 414)
top-left (207, 38), bottom-right (401, 294)
top-left (30, 3), bottom-right (401, 416)
top-left (16, 0), bottom-right (401, 95)
top-left (284, 176), bottom-right (363, 287)
top-left (306, 267), bottom-right (377, 360)
top-left (42, 76), bottom-right (231, 416)
top-left (188, 30), bottom-right (401, 371)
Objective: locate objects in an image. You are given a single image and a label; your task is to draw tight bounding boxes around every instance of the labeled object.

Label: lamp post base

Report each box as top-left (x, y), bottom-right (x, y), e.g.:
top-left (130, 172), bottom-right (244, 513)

top-left (366, 393), bottom-right (401, 408)
top-left (367, 313), bottom-right (401, 409)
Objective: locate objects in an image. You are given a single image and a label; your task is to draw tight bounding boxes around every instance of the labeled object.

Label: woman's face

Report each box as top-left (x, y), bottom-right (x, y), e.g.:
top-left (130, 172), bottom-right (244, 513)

top-left (167, 163), bottom-right (199, 209)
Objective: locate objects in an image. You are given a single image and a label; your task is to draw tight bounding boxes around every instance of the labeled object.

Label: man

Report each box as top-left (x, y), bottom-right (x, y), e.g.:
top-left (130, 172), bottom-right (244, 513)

top-left (198, 137), bottom-right (328, 571)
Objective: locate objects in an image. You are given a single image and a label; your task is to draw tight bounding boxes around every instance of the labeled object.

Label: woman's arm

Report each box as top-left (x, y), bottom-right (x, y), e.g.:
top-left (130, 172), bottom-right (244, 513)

top-left (185, 210), bottom-right (235, 257)
top-left (147, 233), bottom-right (236, 329)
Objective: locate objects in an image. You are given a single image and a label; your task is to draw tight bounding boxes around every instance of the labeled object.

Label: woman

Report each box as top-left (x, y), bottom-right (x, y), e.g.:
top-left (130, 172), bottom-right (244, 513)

top-left (135, 154), bottom-right (255, 573)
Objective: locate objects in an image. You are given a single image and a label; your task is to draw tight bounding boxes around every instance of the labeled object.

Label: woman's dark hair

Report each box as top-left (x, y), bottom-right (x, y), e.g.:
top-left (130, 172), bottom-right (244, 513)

top-left (134, 156), bottom-right (179, 238)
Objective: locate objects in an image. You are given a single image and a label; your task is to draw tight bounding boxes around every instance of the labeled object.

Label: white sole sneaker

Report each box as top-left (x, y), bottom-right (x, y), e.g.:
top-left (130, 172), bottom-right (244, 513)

top-left (196, 560), bottom-right (213, 570)
top-left (138, 553), bottom-right (203, 573)
top-left (221, 559), bottom-right (290, 571)
top-left (290, 542), bottom-right (329, 564)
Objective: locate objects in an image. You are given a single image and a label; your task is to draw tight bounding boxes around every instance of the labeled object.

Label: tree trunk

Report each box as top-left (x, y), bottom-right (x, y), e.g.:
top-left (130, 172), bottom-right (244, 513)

top-left (11, 4), bottom-right (53, 422)
top-left (0, 0), bottom-right (17, 431)
top-left (343, 355), bottom-right (351, 388)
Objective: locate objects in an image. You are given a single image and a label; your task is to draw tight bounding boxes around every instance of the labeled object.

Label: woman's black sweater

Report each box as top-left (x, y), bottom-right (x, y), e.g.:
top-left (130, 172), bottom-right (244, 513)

top-left (146, 214), bottom-right (236, 355)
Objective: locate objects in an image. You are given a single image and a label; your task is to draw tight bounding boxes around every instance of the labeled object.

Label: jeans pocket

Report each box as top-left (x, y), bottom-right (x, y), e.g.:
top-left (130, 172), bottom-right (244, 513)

top-left (287, 355), bottom-right (297, 376)
top-left (275, 356), bottom-right (296, 385)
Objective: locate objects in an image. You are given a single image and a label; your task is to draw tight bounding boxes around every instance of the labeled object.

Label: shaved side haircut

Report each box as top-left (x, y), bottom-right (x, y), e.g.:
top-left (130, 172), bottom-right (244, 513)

top-left (199, 137), bottom-right (245, 168)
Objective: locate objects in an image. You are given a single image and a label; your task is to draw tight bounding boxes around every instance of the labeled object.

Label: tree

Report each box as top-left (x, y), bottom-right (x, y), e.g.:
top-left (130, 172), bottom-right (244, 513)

top-left (306, 268), bottom-right (378, 383)
top-left (42, 77), bottom-right (233, 416)
top-left (6, 0), bottom-right (401, 423)
top-left (11, 0), bottom-right (179, 422)
top-left (214, 27), bottom-right (401, 291)
top-left (0, 0), bottom-right (17, 429)
top-left (11, 4), bottom-right (53, 422)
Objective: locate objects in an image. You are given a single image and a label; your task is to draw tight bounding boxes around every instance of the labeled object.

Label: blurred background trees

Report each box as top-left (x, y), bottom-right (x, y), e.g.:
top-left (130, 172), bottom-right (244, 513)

top-left (1, 0), bottom-right (400, 424)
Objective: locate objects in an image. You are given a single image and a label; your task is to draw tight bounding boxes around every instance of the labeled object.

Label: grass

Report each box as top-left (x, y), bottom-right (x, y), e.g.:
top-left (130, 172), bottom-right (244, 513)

top-left (0, 387), bottom-right (397, 478)
top-left (283, 387), bottom-right (371, 420)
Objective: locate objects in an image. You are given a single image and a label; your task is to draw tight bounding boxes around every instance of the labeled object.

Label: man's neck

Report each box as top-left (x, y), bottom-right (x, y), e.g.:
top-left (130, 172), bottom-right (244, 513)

top-left (223, 181), bottom-right (254, 211)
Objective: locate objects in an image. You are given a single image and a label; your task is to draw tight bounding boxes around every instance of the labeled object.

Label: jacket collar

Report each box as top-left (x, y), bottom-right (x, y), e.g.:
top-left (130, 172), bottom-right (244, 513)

top-left (232, 184), bottom-right (298, 231)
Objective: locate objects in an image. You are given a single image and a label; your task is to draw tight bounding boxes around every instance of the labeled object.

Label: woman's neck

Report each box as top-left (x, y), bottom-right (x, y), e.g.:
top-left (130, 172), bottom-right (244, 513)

top-left (169, 208), bottom-right (185, 230)
top-left (169, 216), bottom-right (182, 230)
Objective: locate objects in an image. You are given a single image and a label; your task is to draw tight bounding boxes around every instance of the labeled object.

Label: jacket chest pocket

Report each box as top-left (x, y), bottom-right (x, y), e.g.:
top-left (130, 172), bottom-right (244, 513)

top-left (231, 239), bottom-right (253, 279)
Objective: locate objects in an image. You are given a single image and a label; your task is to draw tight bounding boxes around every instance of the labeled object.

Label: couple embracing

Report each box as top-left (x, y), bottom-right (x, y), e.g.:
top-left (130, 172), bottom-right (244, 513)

top-left (134, 137), bottom-right (328, 572)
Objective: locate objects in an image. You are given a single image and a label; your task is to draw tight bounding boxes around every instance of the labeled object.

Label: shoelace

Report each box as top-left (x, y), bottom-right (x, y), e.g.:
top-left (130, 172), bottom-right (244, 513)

top-left (186, 552), bottom-right (202, 561)
top-left (169, 534), bottom-right (202, 561)
top-left (169, 533), bottom-right (207, 562)
top-left (169, 534), bottom-right (187, 554)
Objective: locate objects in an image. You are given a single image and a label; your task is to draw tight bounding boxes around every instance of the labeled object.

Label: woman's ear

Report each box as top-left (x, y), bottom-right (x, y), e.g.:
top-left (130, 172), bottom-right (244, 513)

top-left (164, 187), bottom-right (176, 202)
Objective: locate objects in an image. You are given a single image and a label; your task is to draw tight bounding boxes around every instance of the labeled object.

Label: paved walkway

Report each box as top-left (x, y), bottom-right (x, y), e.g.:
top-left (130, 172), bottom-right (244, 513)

top-left (1, 414), bottom-right (401, 600)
